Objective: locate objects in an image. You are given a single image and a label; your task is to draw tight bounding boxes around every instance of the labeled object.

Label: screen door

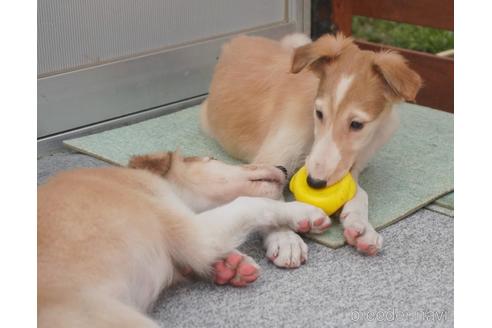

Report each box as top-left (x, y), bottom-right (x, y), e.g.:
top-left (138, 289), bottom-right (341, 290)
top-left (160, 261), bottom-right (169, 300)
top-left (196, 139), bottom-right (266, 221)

top-left (38, 0), bottom-right (309, 140)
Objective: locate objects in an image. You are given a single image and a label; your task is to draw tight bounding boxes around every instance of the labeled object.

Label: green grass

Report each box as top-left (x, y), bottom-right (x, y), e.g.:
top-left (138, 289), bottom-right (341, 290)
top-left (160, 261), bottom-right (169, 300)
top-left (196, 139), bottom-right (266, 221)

top-left (352, 16), bottom-right (454, 54)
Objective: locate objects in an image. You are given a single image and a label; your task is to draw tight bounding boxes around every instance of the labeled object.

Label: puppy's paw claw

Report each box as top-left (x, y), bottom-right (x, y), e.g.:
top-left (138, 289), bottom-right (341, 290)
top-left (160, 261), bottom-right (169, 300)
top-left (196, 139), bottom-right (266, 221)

top-left (342, 216), bottom-right (382, 256)
top-left (265, 230), bottom-right (308, 269)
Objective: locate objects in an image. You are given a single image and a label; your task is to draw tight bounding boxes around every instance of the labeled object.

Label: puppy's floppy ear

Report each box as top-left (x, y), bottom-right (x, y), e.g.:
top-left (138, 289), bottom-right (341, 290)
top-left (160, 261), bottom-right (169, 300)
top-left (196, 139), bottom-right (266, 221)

top-left (291, 33), bottom-right (353, 74)
top-left (128, 151), bottom-right (173, 176)
top-left (373, 51), bottom-right (423, 102)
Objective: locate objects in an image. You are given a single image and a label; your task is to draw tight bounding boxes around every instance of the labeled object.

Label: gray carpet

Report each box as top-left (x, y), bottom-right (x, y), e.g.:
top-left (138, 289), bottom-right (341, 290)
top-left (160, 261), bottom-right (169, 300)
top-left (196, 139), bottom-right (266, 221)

top-left (38, 152), bottom-right (453, 327)
top-left (37, 151), bottom-right (110, 185)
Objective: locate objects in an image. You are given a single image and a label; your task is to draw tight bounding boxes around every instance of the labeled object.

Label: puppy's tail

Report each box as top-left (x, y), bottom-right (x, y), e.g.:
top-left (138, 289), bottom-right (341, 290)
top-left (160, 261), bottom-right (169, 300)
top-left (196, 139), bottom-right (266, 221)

top-left (280, 33), bottom-right (312, 49)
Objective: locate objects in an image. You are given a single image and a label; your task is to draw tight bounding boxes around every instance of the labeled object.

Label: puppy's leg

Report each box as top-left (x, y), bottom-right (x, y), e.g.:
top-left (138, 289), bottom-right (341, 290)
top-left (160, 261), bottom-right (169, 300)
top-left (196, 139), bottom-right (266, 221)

top-left (339, 109), bottom-right (398, 255)
top-left (340, 185), bottom-right (382, 256)
top-left (252, 125), bottom-right (316, 269)
top-left (180, 197), bottom-right (330, 285)
top-left (196, 197), bottom-right (331, 251)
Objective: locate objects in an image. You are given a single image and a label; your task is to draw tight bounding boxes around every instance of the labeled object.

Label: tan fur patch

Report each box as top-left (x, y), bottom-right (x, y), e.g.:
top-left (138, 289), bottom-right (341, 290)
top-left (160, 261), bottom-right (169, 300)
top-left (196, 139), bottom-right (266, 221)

top-left (183, 156), bottom-right (205, 163)
top-left (373, 51), bottom-right (423, 101)
top-left (291, 33), bottom-right (354, 74)
top-left (128, 152), bottom-right (173, 176)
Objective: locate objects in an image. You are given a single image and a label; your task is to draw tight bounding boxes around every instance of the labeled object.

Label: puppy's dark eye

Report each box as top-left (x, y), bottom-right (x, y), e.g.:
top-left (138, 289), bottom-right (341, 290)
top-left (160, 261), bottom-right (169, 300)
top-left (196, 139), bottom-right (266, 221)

top-left (350, 121), bottom-right (364, 130)
top-left (315, 110), bottom-right (323, 120)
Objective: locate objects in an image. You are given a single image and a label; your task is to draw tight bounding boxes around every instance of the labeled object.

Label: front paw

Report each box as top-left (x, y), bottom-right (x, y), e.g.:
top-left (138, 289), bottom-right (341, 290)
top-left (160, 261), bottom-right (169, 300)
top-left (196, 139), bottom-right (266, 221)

top-left (264, 229), bottom-right (308, 269)
top-left (341, 213), bottom-right (383, 256)
top-left (286, 202), bottom-right (332, 234)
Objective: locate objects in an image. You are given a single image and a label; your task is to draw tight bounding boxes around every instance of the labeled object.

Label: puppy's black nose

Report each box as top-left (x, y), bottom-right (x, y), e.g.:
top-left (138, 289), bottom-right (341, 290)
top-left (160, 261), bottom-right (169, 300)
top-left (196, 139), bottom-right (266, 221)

top-left (306, 175), bottom-right (327, 189)
top-left (275, 165), bottom-right (288, 179)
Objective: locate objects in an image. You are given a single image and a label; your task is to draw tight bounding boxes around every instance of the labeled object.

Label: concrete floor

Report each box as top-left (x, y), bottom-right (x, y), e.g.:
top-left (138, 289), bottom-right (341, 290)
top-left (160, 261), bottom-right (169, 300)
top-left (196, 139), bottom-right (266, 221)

top-left (38, 151), bottom-right (453, 328)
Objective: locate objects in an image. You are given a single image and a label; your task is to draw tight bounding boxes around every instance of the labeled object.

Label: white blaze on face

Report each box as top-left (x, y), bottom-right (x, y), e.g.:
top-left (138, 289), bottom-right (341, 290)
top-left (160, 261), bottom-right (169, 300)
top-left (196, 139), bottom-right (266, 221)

top-left (307, 75), bottom-right (355, 181)
top-left (314, 98), bottom-right (325, 108)
top-left (334, 74), bottom-right (355, 109)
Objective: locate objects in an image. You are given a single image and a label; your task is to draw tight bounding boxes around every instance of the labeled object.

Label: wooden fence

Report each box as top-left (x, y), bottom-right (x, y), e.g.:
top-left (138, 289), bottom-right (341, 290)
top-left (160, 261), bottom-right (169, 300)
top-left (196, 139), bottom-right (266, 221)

top-left (312, 0), bottom-right (454, 113)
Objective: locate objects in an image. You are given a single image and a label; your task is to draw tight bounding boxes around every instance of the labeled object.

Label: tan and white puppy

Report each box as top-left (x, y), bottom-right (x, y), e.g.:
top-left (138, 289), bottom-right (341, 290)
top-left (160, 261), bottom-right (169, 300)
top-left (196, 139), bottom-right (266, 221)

top-left (202, 33), bottom-right (422, 262)
top-left (38, 151), bottom-right (330, 328)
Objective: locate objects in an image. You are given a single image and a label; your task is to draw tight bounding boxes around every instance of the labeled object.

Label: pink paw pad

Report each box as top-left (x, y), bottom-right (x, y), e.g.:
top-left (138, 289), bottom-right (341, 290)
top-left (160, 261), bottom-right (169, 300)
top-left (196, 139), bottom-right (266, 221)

top-left (356, 241), bottom-right (378, 256)
top-left (343, 228), bottom-right (360, 246)
top-left (297, 219), bottom-right (311, 233)
top-left (213, 252), bottom-right (259, 287)
top-left (225, 253), bottom-right (243, 269)
top-left (237, 263), bottom-right (258, 284)
top-left (213, 261), bottom-right (236, 285)
top-left (238, 262), bottom-right (257, 276)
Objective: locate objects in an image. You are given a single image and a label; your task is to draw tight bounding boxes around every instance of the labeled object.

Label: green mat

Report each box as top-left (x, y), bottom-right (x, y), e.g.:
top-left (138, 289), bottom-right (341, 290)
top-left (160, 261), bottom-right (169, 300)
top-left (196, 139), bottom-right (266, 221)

top-left (426, 192), bottom-right (454, 217)
top-left (434, 192), bottom-right (454, 209)
top-left (64, 102), bottom-right (453, 248)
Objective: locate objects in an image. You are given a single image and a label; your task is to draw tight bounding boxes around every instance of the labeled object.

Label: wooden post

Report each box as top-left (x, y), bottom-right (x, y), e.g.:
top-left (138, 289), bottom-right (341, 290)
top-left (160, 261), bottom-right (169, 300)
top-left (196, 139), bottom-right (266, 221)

top-left (310, 0), bottom-right (453, 112)
top-left (311, 0), bottom-right (353, 39)
top-left (331, 0), bottom-right (353, 36)
top-left (311, 0), bottom-right (334, 39)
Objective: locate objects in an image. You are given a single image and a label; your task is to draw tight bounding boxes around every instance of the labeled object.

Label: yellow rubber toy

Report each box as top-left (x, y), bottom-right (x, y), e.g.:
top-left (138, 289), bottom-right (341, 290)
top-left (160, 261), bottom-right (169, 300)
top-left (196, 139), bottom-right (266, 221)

top-left (289, 166), bottom-right (357, 215)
